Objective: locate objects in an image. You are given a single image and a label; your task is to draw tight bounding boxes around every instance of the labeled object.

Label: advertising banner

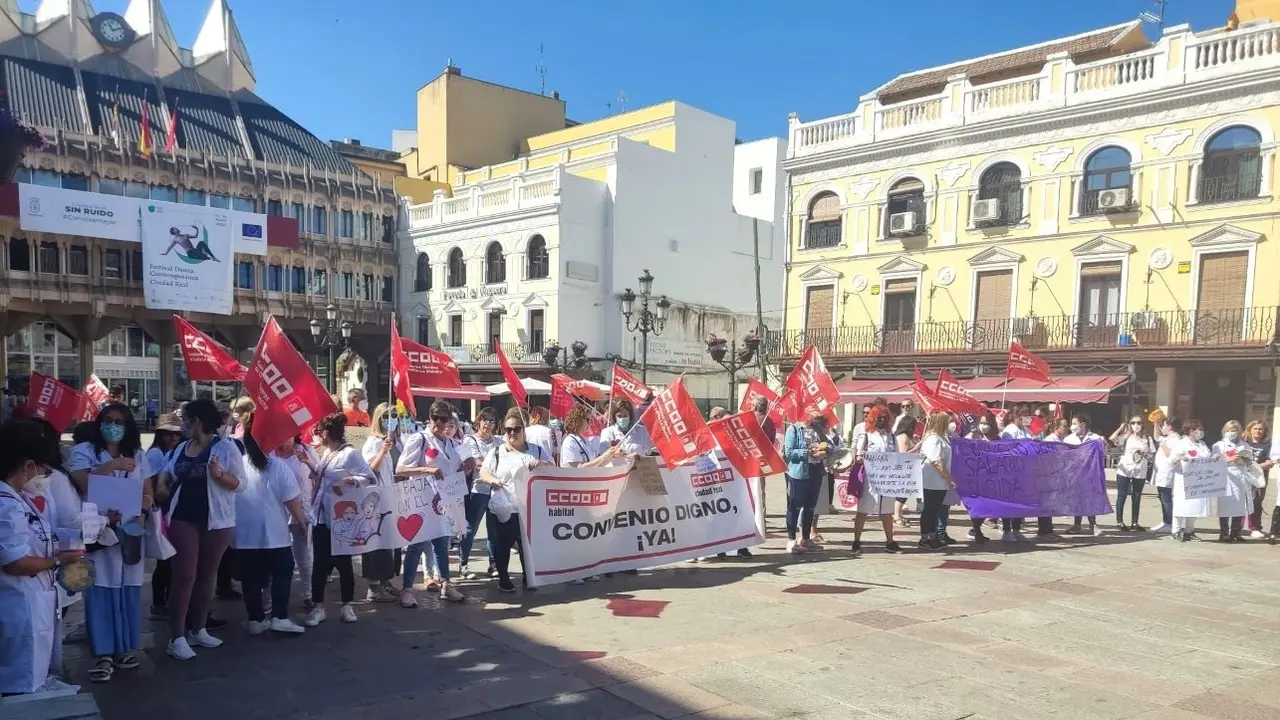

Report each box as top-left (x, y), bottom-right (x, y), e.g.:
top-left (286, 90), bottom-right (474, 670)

top-left (140, 201), bottom-right (234, 315)
top-left (517, 454), bottom-right (762, 586)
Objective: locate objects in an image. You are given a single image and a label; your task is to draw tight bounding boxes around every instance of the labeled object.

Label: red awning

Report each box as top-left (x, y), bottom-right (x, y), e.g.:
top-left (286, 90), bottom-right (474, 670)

top-left (414, 385), bottom-right (491, 401)
top-left (965, 374), bottom-right (1128, 404)
top-left (837, 379), bottom-right (913, 404)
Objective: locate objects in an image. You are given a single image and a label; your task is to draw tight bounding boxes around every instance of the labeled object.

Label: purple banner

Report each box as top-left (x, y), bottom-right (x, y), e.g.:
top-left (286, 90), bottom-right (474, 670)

top-left (951, 438), bottom-right (1113, 518)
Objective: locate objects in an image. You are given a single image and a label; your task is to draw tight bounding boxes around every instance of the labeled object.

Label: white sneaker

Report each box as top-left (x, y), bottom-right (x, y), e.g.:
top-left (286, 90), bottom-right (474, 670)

top-left (269, 618), bottom-right (306, 634)
top-left (1151, 522), bottom-right (1169, 533)
top-left (1090, 524), bottom-right (1101, 537)
top-left (247, 620), bottom-right (270, 636)
top-left (340, 604), bottom-right (357, 623)
top-left (569, 579), bottom-right (585, 585)
top-left (400, 589), bottom-right (418, 608)
top-left (305, 607), bottom-right (326, 627)
top-left (458, 565), bottom-right (477, 580)
top-left (33, 676), bottom-right (80, 697)
top-left (1250, 530), bottom-right (1266, 539)
top-left (1001, 532), bottom-right (1016, 543)
top-left (585, 575), bottom-right (601, 582)
top-left (187, 629), bottom-right (223, 648)
top-left (167, 637), bottom-right (196, 660)
top-left (787, 540), bottom-right (807, 555)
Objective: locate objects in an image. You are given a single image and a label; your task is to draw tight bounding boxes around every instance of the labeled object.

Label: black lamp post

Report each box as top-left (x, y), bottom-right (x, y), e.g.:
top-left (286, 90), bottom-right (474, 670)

top-left (310, 304), bottom-right (352, 393)
top-left (706, 333), bottom-right (760, 406)
top-left (620, 269), bottom-right (670, 385)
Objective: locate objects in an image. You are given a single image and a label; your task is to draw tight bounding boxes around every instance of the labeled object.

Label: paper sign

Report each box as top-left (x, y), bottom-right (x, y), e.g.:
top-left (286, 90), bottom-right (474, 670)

top-left (327, 485), bottom-right (396, 556)
top-left (86, 474), bottom-right (143, 519)
top-left (864, 452), bottom-right (924, 499)
top-left (1181, 456), bottom-right (1229, 500)
top-left (631, 456), bottom-right (668, 495)
top-left (392, 476), bottom-right (451, 546)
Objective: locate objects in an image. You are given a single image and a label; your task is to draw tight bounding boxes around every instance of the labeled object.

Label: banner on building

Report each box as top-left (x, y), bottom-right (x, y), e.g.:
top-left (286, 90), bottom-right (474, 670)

top-left (950, 438), bottom-right (1112, 518)
top-left (24, 372), bottom-right (82, 430)
top-left (139, 201), bottom-right (235, 315)
top-left (517, 454), bottom-right (762, 586)
top-left (230, 210), bottom-right (268, 256)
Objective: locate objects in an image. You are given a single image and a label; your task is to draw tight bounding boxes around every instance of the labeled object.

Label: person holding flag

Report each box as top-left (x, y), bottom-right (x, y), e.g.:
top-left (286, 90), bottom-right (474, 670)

top-left (598, 398), bottom-right (654, 462)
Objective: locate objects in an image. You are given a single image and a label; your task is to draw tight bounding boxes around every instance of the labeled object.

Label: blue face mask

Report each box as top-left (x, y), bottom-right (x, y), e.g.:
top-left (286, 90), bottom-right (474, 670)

top-left (101, 422), bottom-right (125, 443)
top-left (384, 417), bottom-right (399, 433)
top-left (616, 417), bottom-right (631, 431)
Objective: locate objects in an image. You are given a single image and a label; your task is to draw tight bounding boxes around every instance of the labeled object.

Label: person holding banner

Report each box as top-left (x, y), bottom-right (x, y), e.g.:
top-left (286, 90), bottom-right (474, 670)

top-left (918, 412), bottom-right (957, 550)
top-left (1169, 419), bottom-right (1214, 542)
top-left (461, 409), bottom-right (501, 580)
top-left (850, 406), bottom-right (902, 556)
top-left (1151, 415), bottom-right (1182, 534)
top-left (559, 405), bottom-right (624, 582)
top-left (1063, 414), bottom-right (1105, 537)
top-left (478, 408), bottom-right (555, 594)
top-left (307, 413), bottom-right (375, 626)
top-left (360, 403), bottom-right (403, 603)
top-left (1212, 420), bottom-right (1254, 543)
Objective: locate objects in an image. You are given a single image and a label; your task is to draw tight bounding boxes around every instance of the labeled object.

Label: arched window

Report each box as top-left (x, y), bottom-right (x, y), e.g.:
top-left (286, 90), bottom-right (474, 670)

top-left (1201, 126), bottom-right (1263, 204)
top-left (485, 241), bottom-right (506, 284)
top-left (413, 252), bottom-right (431, 292)
top-left (526, 235), bottom-right (549, 279)
top-left (1081, 147), bottom-right (1133, 215)
top-left (885, 178), bottom-right (926, 236)
top-left (976, 163), bottom-right (1023, 226)
top-left (805, 192), bottom-right (841, 248)
top-left (446, 247), bottom-right (466, 288)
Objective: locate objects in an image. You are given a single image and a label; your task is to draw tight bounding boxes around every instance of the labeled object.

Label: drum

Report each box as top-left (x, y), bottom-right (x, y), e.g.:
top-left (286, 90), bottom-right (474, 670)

top-left (56, 558), bottom-right (95, 594)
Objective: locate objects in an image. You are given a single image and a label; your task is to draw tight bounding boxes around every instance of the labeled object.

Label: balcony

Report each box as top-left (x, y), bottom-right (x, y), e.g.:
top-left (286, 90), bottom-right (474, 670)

top-left (437, 342), bottom-right (544, 366)
top-left (770, 307), bottom-right (1280, 359)
top-left (406, 170), bottom-right (562, 231)
top-left (788, 22), bottom-right (1280, 158)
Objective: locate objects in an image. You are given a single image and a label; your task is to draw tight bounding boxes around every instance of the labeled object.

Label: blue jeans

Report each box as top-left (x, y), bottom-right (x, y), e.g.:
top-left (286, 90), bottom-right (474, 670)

top-left (459, 492), bottom-right (492, 567)
top-left (785, 474), bottom-right (821, 541)
top-left (1157, 486), bottom-right (1173, 525)
top-left (402, 537), bottom-right (450, 588)
top-left (1115, 474), bottom-right (1145, 526)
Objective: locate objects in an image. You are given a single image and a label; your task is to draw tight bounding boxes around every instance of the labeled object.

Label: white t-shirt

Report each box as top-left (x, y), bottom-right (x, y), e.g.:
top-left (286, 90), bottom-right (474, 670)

top-left (66, 444), bottom-right (155, 588)
top-left (462, 433), bottom-right (502, 495)
top-left (1154, 434), bottom-right (1183, 488)
top-left (482, 442), bottom-right (551, 510)
top-left (145, 447), bottom-right (173, 482)
top-left (599, 423), bottom-right (654, 457)
top-left (361, 435), bottom-right (396, 485)
top-left (1001, 425), bottom-right (1032, 440)
top-left (1117, 434), bottom-right (1156, 478)
top-left (560, 434), bottom-right (599, 467)
top-left (397, 431), bottom-right (468, 525)
top-left (278, 445), bottom-right (319, 524)
top-left (920, 434), bottom-right (952, 491)
top-left (524, 424), bottom-right (558, 460)
top-left (233, 455), bottom-right (301, 550)
top-left (311, 445), bottom-right (374, 526)
top-left (1063, 432), bottom-right (1104, 447)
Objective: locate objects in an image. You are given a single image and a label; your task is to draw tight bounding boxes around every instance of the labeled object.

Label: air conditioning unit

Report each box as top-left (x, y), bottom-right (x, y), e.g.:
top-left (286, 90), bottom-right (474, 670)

top-left (888, 211), bottom-right (918, 236)
top-left (1097, 188), bottom-right (1130, 212)
top-left (971, 198), bottom-right (1000, 223)
top-left (1011, 316), bottom-right (1038, 336)
top-left (1130, 310), bottom-right (1159, 330)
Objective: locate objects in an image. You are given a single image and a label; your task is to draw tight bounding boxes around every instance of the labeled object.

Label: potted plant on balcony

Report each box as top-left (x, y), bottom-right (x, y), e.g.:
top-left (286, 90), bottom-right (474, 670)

top-left (706, 334), bottom-right (729, 363)
top-left (570, 340), bottom-right (588, 359)
top-left (0, 110), bottom-right (47, 183)
top-left (542, 341), bottom-right (562, 367)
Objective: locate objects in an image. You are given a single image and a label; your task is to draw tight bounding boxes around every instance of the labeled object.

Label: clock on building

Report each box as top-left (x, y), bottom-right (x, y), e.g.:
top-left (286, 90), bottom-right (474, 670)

top-left (90, 13), bottom-right (136, 50)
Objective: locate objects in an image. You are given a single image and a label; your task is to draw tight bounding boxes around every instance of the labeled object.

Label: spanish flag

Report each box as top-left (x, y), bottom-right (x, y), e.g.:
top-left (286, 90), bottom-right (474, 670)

top-left (138, 100), bottom-right (153, 159)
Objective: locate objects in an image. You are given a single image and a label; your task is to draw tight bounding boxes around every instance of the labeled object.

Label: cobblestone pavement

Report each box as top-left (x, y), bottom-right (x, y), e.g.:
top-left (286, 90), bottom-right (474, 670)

top-left (69, 483), bottom-right (1280, 720)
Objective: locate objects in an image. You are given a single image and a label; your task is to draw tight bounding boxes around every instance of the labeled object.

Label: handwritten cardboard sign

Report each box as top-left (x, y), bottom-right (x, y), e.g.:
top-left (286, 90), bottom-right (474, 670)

top-left (864, 452), bottom-right (924, 498)
top-left (1181, 456), bottom-right (1229, 501)
top-left (630, 456), bottom-right (668, 496)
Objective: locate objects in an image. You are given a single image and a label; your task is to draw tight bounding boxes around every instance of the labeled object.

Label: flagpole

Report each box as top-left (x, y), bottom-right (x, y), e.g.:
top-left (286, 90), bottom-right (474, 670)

top-left (388, 313), bottom-right (397, 419)
top-left (1001, 342), bottom-right (1011, 410)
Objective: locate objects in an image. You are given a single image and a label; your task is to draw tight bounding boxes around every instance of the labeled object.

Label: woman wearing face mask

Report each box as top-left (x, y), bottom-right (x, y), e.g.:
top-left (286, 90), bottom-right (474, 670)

top-left (461, 408), bottom-right (501, 580)
top-left (598, 398), bottom-right (654, 460)
top-left (0, 420), bottom-right (84, 696)
top-left (1212, 420), bottom-right (1253, 543)
top-left (154, 398), bottom-right (244, 660)
top-left (145, 414), bottom-right (184, 620)
top-left (478, 408), bottom-right (554, 593)
top-left (307, 412), bottom-right (375, 624)
top-left (66, 403), bottom-right (155, 680)
top-left (274, 435), bottom-right (317, 608)
top-left (1242, 421), bottom-right (1274, 539)
top-left (394, 401), bottom-right (468, 607)
top-left (850, 406), bottom-right (901, 556)
top-left (1168, 418), bottom-right (1213, 542)
top-left (992, 405), bottom-right (1034, 542)
top-left (1151, 416), bottom-right (1181, 534)
top-left (1063, 414), bottom-right (1104, 536)
top-left (229, 397), bottom-right (253, 440)
top-left (963, 412), bottom-right (1001, 544)
top-left (1111, 416), bottom-right (1155, 532)
top-left (360, 403), bottom-right (402, 603)
top-left (918, 412), bottom-right (957, 550)
top-left (560, 405), bottom-right (624, 582)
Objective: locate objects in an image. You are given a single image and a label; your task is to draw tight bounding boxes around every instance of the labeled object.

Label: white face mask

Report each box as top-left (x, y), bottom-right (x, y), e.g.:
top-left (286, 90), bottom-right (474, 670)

top-left (231, 412), bottom-right (241, 423)
top-left (357, 399), bottom-right (368, 412)
top-left (978, 423), bottom-right (990, 432)
top-left (27, 473), bottom-right (50, 494)
top-left (1191, 429), bottom-right (1205, 441)
top-left (948, 422), bottom-right (958, 434)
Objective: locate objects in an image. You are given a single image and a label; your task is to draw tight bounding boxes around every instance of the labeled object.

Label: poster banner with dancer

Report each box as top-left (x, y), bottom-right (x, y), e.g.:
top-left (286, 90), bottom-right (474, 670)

top-left (516, 454), bottom-right (763, 586)
top-left (140, 201), bottom-right (234, 315)
top-left (950, 438), bottom-right (1113, 518)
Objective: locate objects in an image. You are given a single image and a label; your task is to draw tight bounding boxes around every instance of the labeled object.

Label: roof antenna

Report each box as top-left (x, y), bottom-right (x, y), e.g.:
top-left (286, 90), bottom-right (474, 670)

top-left (536, 43), bottom-right (548, 96)
top-left (1140, 0), bottom-right (1167, 31)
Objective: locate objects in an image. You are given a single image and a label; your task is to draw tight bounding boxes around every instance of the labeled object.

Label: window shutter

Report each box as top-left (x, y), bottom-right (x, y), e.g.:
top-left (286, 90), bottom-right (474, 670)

top-left (974, 270), bottom-right (1013, 321)
top-left (1197, 251), bottom-right (1248, 310)
top-left (805, 286), bottom-right (835, 330)
top-left (1079, 261), bottom-right (1122, 277)
top-left (884, 277), bottom-right (917, 294)
top-left (809, 194), bottom-right (841, 222)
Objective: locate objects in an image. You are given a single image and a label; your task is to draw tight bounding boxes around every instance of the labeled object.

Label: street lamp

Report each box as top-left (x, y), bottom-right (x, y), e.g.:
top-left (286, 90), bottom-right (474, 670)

top-left (542, 340), bottom-right (591, 373)
top-left (310, 304), bottom-right (352, 393)
top-left (705, 333), bottom-right (760, 406)
top-left (620, 269), bottom-right (670, 385)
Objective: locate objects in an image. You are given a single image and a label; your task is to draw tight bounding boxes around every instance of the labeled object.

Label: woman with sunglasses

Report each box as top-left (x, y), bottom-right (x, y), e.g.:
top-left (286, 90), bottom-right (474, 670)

top-left (461, 408), bottom-right (501, 580)
top-left (477, 408), bottom-right (554, 593)
top-left (395, 401), bottom-right (468, 606)
top-left (1111, 415), bottom-right (1155, 531)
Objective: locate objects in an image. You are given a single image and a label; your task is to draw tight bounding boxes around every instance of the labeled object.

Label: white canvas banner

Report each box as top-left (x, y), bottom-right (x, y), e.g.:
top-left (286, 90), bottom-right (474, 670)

top-left (19, 184), bottom-right (139, 241)
top-left (325, 485), bottom-right (399, 556)
top-left (140, 201), bottom-right (235, 315)
top-left (517, 453), bottom-right (763, 586)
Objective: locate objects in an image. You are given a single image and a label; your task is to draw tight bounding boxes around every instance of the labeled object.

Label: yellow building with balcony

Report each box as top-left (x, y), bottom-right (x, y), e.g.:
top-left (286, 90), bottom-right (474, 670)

top-left (781, 17), bottom-right (1280, 433)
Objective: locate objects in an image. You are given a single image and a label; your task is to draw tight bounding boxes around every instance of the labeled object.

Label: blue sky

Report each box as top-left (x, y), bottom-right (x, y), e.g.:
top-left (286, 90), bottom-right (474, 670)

top-left (61, 0), bottom-right (1235, 147)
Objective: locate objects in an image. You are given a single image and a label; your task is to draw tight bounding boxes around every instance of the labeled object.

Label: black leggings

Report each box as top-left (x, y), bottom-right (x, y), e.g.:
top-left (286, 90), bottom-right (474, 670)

top-left (919, 489), bottom-right (947, 537)
top-left (311, 524), bottom-right (355, 604)
top-left (152, 557), bottom-right (171, 607)
top-left (486, 511), bottom-right (525, 586)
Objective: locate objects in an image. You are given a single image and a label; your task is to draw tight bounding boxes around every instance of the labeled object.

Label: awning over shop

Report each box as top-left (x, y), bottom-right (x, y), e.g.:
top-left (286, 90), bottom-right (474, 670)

top-left (836, 374), bottom-right (1127, 405)
top-left (485, 378), bottom-right (554, 396)
top-left (837, 379), bottom-right (914, 404)
top-left (416, 385), bottom-right (492, 401)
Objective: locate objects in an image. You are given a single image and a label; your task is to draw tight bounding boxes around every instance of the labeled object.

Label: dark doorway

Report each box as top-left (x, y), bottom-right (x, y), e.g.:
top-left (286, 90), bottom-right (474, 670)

top-left (1193, 368), bottom-right (1246, 439)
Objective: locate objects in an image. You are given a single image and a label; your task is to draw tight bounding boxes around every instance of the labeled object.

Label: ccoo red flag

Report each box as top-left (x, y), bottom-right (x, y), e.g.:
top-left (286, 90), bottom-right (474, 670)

top-left (78, 374), bottom-right (111, 423)
top-left (174, 315), bottom-right (246, 382)
top-left (638, 378), bottom-right (715, 467)
top-left (548, 374), bottom-right (575, 419)
top-left (739, 377), bottom-right (785, 426)
top-left (707, 410), bottom-right (786, 478)
top-left (244, 316), bottom-right (338, 452)
top-left (609, 362), bottom-right (651, 406)
top-left (782, 346), bottom-right (840, 423)
top-left (496, 346), bottom-right (527, 408)
top-left (911, 367), bottom-right (944, 415)
top-left (24, 372), bottom-right (82, 430)
top-left (1006, 341), bottom-right (1052, 383)
top-left (391, 318), bottom-right (461, 409)
top-left (934, 369), bottom-right (986, 416)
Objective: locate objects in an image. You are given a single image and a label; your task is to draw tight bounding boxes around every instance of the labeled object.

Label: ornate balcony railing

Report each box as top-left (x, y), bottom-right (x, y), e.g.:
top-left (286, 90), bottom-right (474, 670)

top-left (436, 342), bottom-right (543, 365)
top-left (770, 307), bottom-right (1280, 358)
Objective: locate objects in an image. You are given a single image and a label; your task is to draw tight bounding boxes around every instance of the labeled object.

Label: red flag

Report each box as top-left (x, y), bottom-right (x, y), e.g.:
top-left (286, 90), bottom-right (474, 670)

top-left (586, 407), bottom-right (609, 437)
top-left (609, 362), bottom-right (650, 406)
top-left (24, 372), bottom-right (82, 430)
top-left (390, 319), bottom-right (414, 410)
top-left (933, 369), bottom-right (986, 416)
top-left (164, 100), bottom-right (178, 153)
top-left (391, 319), bottom-right (461, 408)
top-left (138, 99), bottom-right (152, 159)
top-left (782, 346), bottom-right (840, 422)
top-left (707, 410), bottom-right (786, 478)
top-left (638, 378), bottom-right (715, 467)
top-left (496, 346), bottom-right (527, 408)
top-left (911, 368), bottom-right (944, 415)
top-left (549, 374), bottom-right (575, 419)
top-left (174, 315), bottom-right (246, 382)
top-left (78, 374), bottom-right (111, 423)
top-left (738, 377), bottom-right (784, 422)
top-left (1006, 341), bottom-right (1052, 383)
top-left (244, 317), bottom-right (338, 452)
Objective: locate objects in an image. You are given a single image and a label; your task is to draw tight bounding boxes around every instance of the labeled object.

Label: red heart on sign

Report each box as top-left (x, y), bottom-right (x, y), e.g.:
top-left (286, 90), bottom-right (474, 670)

top-left (1187, 450), bottom-right (1198, 457)
top-left (425, 447), bottom-right (439, 459)
top-left (30, 495), bottom-right (46, 514)
top-left (396, 514), bottom-right (423, 541)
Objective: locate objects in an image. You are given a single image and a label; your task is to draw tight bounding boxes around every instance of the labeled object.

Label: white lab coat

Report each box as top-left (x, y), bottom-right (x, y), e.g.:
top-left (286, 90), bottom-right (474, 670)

top-left (1212, 438), bottom-right (1255, 518)
top-left (1172, 437), bottom-right (1215, 518)
top-left (0, 480), bottom-right (57, 694)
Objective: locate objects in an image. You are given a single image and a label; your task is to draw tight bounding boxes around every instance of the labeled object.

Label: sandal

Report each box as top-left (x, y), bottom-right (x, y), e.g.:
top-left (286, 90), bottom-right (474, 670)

top-left (114, 653), bottom-right (140, 670)
top-left (89, 657), bottom-right (114, 683)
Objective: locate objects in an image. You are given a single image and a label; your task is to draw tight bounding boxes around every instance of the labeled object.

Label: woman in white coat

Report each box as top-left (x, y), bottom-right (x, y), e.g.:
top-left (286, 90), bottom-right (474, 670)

top-left (850, 406), bottom-right (901, 556)
top-left (1151, 415), bottom-right (1182, 534)
top-left (360, 403), bottom-right (401, 604)
top-left (66, 403), bottom-right (155, 683)
top-left (1212, 420), bottom-right (1254, 543)
top-left (1168, 418), bottom-right (1214, 542)
top-left (0, 420), bottom-right (82, 696)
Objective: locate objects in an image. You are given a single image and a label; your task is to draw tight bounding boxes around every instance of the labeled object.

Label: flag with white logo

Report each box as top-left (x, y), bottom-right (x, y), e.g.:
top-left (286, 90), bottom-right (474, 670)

top-left (707, 410), bottom-right (786, 479)
top-left (173, 314), bottom-right (247, 382)
top-left (244, 316), bottom-right (337, 451)
top-left (638, 378), bottom-right (715, 467)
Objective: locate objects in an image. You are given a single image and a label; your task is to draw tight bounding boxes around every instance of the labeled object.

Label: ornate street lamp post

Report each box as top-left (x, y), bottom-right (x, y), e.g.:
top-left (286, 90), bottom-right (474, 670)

top-left (310, 304), bottom-right (352, 393)
top-left (705, 333), bottom-right (761, 406)
top-left (620, 269), bottom-right (670, 385)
